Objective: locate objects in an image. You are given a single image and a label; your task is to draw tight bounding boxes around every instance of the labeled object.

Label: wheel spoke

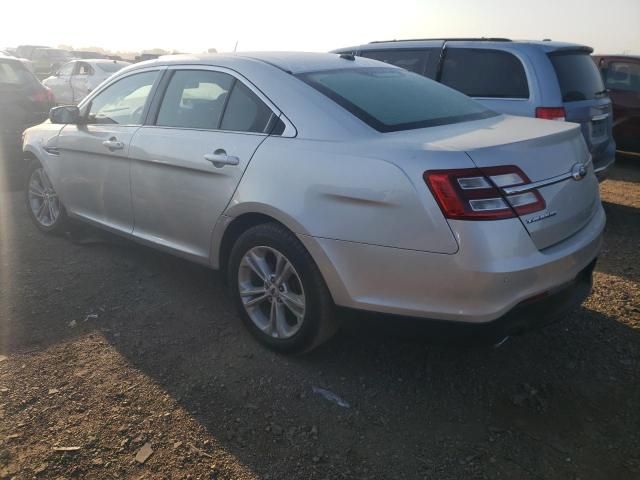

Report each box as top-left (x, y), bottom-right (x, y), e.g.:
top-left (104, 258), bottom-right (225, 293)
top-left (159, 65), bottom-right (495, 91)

top-left (240, 287), bottom-right (267, 298)
top-left (275, 261), bottom-right (292, 286)
top-left (36, 199), bottom-right (48, 221)
top-left (281, 291), bottom-right (305, 319)
top-left (28, 188), bottom-right (44, 198)
top-left (245, 293), bottom-right (269, 308)
top-left (29, 178), bottom-right (45, 195)
top-left (267, 299), bottom-right (278, 336)
top-left (38, 169), bottom-right (53, 190)
top-left (245, 251), bottom-right (271, 283)
top-left (47, 198), bottom-right (56, 222)
top-left (273, 301), bottom-right (289, 338)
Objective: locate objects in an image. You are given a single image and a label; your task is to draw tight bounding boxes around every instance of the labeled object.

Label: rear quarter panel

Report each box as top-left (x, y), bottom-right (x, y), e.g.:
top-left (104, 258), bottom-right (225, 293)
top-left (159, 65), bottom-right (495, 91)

top-left (224, 136), bottom-right (463, 255)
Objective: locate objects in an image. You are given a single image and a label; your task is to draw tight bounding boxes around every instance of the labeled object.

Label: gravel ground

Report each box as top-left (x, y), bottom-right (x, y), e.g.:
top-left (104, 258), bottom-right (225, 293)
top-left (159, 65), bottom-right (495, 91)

top-left (0, 153), bottom-right (639, 480)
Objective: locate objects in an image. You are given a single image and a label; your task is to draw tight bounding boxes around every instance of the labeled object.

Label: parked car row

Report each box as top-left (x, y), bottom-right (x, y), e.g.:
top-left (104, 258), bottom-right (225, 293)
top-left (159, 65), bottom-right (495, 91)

top-left (22, 51), bottom-right (605, 352)
top-left (6, 45), bottom-right (146, 80)
top-left (42, 59), bottom-right (130, 105)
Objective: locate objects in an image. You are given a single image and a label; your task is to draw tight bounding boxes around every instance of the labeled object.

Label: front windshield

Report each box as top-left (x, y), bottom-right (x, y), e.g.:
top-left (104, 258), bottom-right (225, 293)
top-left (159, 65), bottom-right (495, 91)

top-left (298, 67), bottom-right (497, 132)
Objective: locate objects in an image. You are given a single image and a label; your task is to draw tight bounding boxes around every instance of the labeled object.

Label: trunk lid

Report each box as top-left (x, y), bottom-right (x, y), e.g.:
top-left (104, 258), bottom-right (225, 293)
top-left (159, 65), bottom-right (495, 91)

top-left (464, 116), bottom-right (599, 250)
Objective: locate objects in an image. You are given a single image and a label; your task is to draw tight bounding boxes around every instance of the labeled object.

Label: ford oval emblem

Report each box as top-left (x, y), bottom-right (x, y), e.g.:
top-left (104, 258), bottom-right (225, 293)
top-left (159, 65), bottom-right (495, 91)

top-left (571, 163), bottom-right (588, 181)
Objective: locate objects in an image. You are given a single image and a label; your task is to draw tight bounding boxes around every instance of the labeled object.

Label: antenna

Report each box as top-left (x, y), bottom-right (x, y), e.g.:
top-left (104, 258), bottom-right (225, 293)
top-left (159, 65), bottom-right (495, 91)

top-left (233, 41), bottom-right (238, 53)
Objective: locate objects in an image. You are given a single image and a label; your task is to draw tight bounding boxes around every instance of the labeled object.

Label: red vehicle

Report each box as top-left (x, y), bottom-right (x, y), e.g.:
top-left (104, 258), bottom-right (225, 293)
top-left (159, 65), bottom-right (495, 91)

top-left (593, 55), bottom-right (640, 158)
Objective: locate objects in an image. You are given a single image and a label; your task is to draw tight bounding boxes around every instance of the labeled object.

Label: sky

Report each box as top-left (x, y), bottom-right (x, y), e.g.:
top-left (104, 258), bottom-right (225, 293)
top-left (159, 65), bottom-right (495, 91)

top-left (2, 0), bottom-right (639, 55)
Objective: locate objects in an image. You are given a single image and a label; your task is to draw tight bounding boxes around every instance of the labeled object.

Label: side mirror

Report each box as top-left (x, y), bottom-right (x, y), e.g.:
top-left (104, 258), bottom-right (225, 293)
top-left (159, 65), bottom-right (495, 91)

top-left (49, 105), bottom-right (81, 124)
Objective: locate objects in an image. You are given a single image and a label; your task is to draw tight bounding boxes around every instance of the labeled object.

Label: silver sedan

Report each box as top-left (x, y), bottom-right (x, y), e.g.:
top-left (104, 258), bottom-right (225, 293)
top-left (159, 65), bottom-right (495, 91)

top-left (22, 52), bottom-right (604, 352)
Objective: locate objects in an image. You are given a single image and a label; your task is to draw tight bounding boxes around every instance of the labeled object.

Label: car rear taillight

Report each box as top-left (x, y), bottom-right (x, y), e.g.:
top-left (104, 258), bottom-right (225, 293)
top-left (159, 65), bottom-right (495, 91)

top-left (424, 166), bottom-right (546, 221)
top-left (29, 86), bottom-right (55, 105)
top-left (535, 107), bottom-right (566, 121)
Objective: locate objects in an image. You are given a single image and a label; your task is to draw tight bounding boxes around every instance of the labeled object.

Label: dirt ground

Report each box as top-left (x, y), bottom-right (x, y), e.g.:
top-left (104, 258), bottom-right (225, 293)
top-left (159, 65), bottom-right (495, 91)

top-left (0, 153), bottom-right (639, 480)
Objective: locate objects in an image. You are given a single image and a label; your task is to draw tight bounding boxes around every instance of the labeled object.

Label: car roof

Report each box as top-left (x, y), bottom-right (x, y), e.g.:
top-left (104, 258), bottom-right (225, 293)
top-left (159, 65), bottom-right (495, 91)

top-left (136, 51), bottom-right (384, 74)
top-left (83, 59), bottom-right (130, 65)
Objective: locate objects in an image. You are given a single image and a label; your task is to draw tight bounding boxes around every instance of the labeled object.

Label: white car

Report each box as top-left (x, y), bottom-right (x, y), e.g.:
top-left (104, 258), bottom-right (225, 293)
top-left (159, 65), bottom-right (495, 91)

top-left (42, 59), bottom-right (130, 105)
top-left (22, 53), bottom-right (603, 353)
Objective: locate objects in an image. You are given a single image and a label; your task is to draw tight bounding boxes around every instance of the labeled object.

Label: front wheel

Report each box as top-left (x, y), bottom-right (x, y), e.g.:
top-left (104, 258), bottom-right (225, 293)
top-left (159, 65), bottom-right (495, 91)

top-left (25, 160), bottom-right (68, 233)
top-left (228, 223), bottom-right (339, 353)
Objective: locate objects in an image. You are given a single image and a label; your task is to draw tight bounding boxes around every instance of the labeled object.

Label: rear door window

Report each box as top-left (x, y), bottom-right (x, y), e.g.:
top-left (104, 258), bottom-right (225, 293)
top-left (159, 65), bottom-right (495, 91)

top-left (156, 70), bottom-right (234, 130)
top-left (604, 61), bottom-right (640, 93)
top-left (440, 48), bottom-right (529, 99)
top-left (549, 51), bottom-right (606, 102)
top-left (219, 81), bottom-right (274, 133)
top-left (360, 49), bottom-right (437, 77)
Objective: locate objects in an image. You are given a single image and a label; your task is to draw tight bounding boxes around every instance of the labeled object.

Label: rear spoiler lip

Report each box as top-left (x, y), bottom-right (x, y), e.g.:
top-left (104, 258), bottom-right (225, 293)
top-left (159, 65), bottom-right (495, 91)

top-left (547, 46), bottom-right (594, 55)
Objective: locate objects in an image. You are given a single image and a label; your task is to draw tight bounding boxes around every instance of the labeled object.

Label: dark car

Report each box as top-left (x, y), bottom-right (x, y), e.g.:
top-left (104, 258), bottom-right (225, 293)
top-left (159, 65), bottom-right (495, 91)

top-left (593, 55), bottom-right (640, 158)
top-left (0, 54), bottom-right (54, 154)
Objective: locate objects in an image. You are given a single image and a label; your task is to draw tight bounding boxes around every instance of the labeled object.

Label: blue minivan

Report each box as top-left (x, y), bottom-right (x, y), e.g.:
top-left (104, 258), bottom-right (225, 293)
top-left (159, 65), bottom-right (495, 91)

top-left (333, 39), bottom-right (615, 176)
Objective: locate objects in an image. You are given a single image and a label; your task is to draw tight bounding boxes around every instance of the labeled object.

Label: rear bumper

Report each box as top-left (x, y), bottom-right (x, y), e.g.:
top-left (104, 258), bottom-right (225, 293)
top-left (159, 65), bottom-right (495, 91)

top-left (592, 141), bottom-right (616, 179)
top-left (299, 203), bottom-right (605, 324)
top-left (471, 257), bottom-right (595, 338)
top-left (343, 258), bottom-right (595, 342)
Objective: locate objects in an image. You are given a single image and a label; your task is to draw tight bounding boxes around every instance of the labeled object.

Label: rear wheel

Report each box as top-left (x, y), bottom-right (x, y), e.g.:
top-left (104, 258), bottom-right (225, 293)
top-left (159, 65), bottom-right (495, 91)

top-left (228, 223), bottom-right (338, 353)
top-left (25, 160), bottom-right (68, 233)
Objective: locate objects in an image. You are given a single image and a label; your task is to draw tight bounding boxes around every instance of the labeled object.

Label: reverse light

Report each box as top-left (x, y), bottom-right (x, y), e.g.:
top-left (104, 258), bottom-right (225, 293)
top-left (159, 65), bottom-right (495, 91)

top-left (535, 107), bottom-right (566, 121)
top-left (424, 166), bottom-right (546, 220)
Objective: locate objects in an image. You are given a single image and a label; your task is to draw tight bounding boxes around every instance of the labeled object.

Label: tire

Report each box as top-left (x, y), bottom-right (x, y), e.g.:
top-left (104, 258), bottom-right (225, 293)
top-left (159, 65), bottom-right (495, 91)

top-left (25, 159), bottom-right (68, 234)
top-left (228, 222), bottom-right (339, 353)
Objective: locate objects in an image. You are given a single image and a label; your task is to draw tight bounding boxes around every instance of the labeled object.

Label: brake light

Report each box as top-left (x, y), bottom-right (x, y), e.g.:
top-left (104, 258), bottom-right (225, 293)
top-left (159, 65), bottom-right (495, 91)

top-left (535, 107), bottom-right (566, 121)
top-left (29, 86), bottom-right (55, 105)
top-left (424, 166), bottom-right (546, 220)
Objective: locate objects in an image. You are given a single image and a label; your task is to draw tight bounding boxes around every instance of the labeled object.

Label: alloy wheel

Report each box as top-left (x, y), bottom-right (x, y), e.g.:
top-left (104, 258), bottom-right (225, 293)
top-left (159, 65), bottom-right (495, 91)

top-left (238, 246), bottom-right (306, 339)
top-left (28, 167), bottom-right (61, 227)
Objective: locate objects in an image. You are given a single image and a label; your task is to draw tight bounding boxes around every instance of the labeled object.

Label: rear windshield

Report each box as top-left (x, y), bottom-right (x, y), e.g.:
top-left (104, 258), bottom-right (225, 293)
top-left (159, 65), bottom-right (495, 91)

top-left (0, 59), bottom-right (33, 85)
top-left (97, 62), bottom-right (128, 73)
top-left (549, 51), bottom-right (606, 102)
top-left (298, 67), bottom-right (497, 132)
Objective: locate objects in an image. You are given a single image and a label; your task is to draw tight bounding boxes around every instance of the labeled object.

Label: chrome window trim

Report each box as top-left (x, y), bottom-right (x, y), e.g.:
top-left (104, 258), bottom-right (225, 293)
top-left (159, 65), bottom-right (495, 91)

top-left (136, 124), bottom-right (271, 137)
top-left (502, 156), bottom-right (593, 195)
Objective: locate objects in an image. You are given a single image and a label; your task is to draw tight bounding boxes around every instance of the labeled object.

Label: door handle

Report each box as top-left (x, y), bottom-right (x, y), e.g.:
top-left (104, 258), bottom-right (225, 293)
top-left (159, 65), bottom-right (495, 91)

top-left (102, 137), bottom-right (124, 151)
top-left (204, 149), bottom-right (240, 168)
